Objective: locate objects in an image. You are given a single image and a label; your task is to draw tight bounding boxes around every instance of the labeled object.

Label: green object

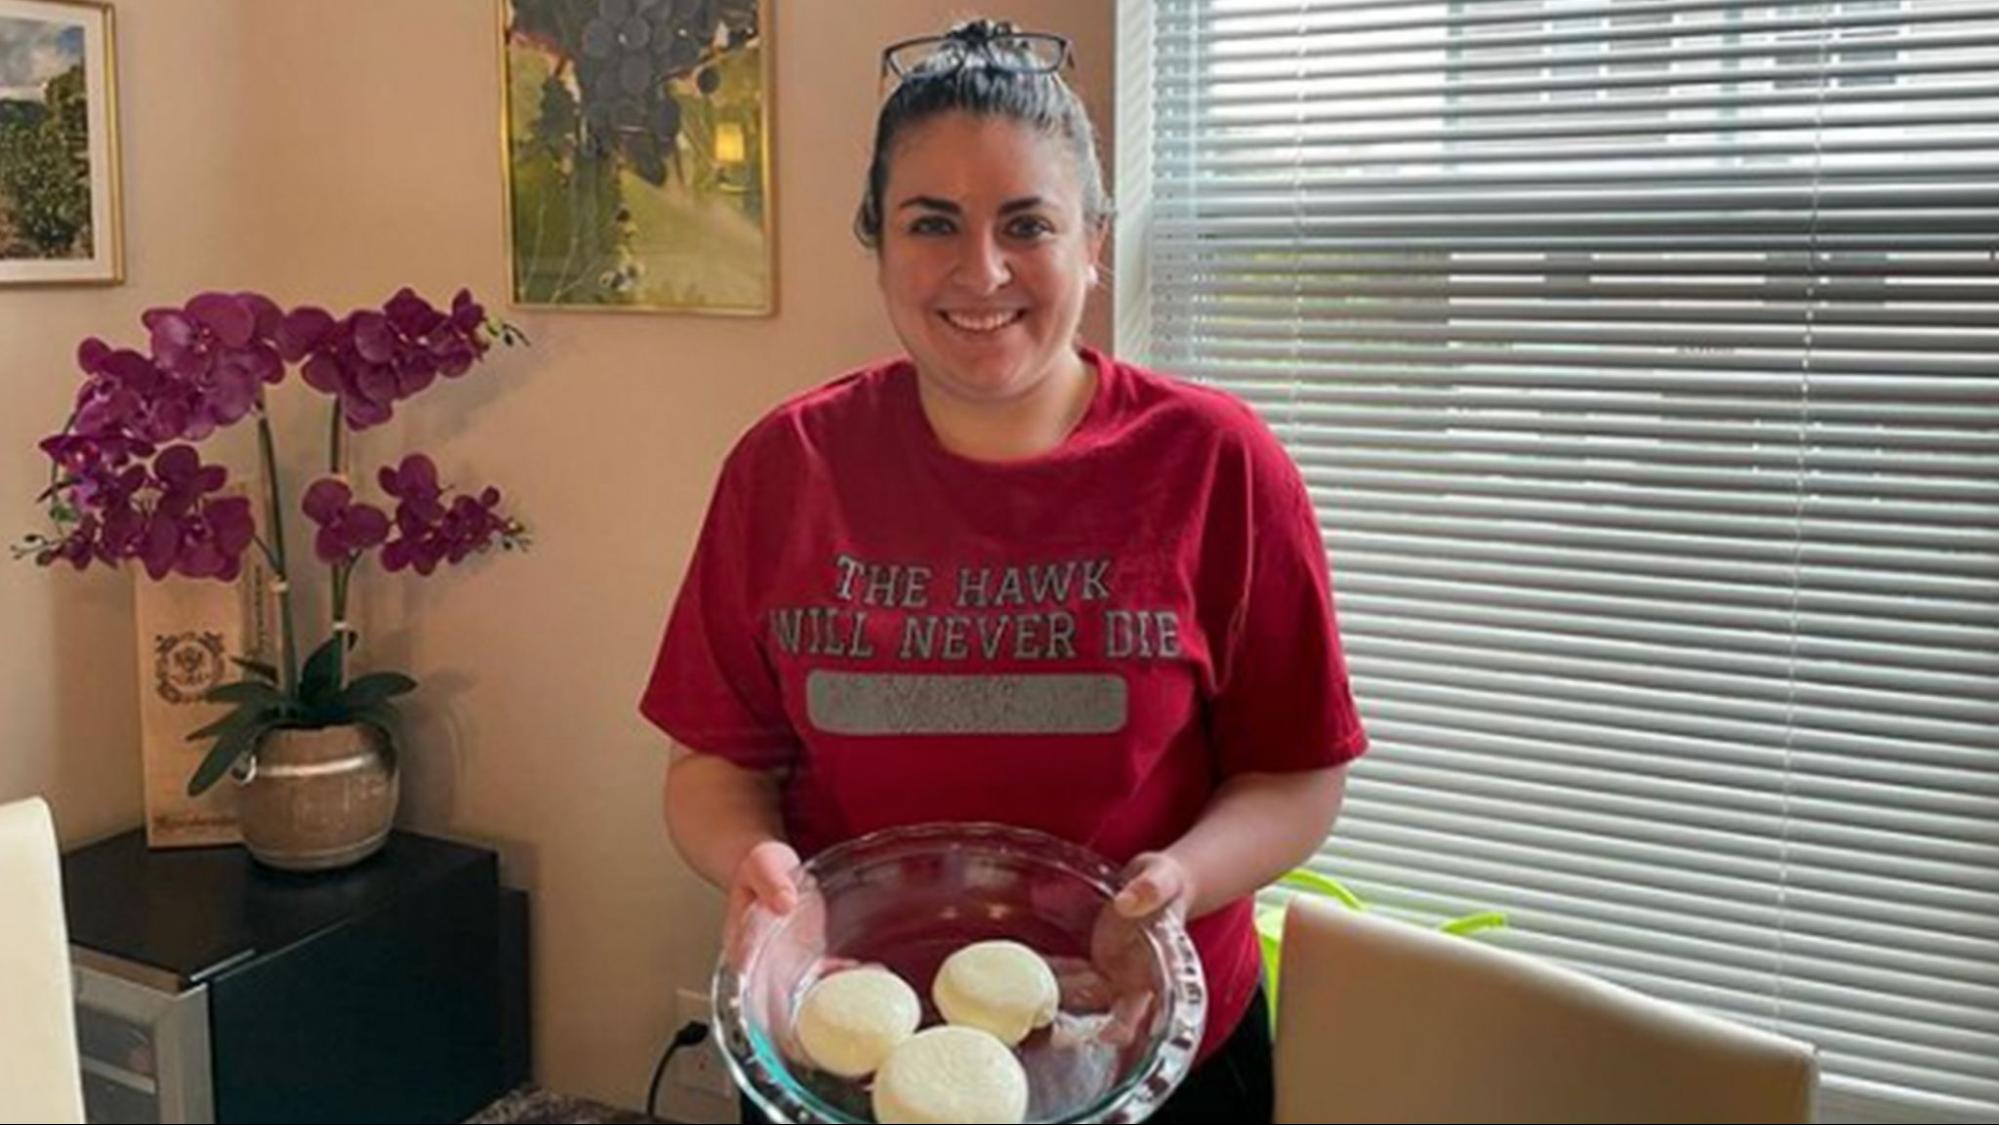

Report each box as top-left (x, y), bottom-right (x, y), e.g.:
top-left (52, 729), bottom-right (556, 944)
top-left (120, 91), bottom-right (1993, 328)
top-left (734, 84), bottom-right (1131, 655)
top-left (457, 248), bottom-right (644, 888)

top-left (1439, 911), bottom-right (1510, 937)
top-left (1258, 866), bottom-right (1507, 1028)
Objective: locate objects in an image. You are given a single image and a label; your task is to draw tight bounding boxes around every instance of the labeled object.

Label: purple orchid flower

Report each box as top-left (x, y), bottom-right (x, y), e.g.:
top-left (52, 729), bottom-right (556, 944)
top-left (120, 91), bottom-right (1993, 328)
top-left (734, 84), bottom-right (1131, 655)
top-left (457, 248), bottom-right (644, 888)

top-left (379, 457), bottom-right (519, 576)
top-left (294, 289), bottom-right (494, 430)
top-left (302, 478), bottom-right (393, 563)
top-left (380, 453), bottom-right (445, 521)
top-left (27, 287), bottom-right (519, 604)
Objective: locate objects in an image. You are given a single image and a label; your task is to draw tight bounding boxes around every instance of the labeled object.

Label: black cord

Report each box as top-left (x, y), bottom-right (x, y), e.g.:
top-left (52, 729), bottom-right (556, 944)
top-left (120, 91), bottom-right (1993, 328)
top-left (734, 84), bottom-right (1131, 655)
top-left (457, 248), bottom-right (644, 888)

top-left (645, 1020), bottom-right (713, 1121)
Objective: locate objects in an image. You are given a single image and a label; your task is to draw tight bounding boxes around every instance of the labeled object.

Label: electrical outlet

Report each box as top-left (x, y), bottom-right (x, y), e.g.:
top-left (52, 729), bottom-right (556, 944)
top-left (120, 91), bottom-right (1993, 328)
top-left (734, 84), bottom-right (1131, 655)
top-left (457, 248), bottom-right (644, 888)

top-left (675, 987), bottom-right (734, 1101)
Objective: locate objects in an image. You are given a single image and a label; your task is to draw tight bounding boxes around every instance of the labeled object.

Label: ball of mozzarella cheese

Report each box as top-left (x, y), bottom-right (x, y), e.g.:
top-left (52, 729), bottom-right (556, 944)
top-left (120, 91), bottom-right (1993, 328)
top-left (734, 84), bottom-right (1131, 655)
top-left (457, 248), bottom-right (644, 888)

top-left (793, 967), bottom-right (922, 1079)
top-left (873, 1025), bottom-right (1030, 1125)
top-left (933, 940), bottom-right (1061, 1047)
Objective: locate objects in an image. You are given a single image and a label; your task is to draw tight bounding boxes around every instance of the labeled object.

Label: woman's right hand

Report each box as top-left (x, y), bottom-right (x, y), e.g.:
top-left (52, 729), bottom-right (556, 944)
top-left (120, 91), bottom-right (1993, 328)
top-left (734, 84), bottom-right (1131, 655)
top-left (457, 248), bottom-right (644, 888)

top-left (723, 839), bottom-right (803, 963)
top-left (722, 840), bottom-right (849, 1067)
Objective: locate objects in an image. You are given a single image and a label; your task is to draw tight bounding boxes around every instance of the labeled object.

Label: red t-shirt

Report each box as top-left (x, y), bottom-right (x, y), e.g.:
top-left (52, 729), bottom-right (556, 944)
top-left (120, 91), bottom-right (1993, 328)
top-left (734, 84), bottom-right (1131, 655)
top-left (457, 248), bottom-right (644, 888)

top-left (640, 345), bottom-right (1368, 1060)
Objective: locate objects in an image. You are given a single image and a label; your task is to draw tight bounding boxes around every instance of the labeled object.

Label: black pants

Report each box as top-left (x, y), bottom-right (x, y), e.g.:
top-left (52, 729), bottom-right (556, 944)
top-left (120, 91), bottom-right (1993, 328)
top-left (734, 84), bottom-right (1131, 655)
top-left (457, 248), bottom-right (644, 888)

top-left (735, 990), bottom-right (1274, 1124)
top-left (1143, 988), bottom-right (1275, 1124)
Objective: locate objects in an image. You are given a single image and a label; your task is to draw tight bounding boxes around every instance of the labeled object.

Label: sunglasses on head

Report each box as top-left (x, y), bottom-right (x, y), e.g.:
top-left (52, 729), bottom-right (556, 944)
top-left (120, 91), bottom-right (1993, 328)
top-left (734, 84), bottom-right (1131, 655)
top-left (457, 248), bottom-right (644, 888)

top-left (878, 25), bottom-right (1073, 93)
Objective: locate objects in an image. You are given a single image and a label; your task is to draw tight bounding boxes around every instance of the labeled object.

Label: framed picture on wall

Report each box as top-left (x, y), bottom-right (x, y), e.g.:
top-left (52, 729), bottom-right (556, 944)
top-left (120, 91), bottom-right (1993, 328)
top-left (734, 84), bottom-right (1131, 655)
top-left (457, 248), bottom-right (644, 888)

top-left (499, 0), bottom-right (774, 315)
top-left (0, 0), bottom-right (122, 286)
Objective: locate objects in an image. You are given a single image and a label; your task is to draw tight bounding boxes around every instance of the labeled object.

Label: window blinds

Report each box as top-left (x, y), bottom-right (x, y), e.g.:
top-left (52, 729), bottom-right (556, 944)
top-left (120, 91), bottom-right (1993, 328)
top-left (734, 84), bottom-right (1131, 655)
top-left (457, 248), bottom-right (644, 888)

top-left (1141, 1), bottom-right (1999, 1118)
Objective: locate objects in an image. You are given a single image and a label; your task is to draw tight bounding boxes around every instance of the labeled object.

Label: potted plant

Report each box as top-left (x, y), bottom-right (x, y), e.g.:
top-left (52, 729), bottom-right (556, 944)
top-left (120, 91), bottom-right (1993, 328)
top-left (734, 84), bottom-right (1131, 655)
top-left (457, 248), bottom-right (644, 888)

top-left (19, 288), bottom-right (527, 870)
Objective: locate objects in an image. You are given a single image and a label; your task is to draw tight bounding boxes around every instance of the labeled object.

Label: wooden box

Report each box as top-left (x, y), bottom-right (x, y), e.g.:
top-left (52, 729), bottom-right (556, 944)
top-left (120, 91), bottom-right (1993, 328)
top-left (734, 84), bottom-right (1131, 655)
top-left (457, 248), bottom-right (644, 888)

top-left (132, 552), bottom-right (277, 849)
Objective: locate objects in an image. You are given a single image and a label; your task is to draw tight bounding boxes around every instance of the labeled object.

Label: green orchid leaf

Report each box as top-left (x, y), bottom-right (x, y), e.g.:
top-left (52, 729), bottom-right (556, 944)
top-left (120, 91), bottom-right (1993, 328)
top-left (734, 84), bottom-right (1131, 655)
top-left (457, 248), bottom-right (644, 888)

top-left (293, 704), bottom-right (334, 727)
top-left (204, 680), bottom-right (287, 708)
top-left (298, 635), bottom-right (345, 708)
top-left (348, 704), bottom-right (405, 773)
top-left (186, 704), bottom-right (274, 742)
top-left (229, 657), bottom-right (280, 684)
top-left (336, 672), bottom-right (418, 711)
top-left (187, 721), bottom-right (268, 797)
top-left (350, 702), bottom-right (405, 754)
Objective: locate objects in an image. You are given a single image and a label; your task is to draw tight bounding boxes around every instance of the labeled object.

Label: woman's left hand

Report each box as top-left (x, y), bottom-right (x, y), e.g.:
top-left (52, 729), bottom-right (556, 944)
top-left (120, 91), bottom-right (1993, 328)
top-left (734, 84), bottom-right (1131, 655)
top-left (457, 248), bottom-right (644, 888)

top-left (1112, 851), bottom-right (1196, 923)
top-left (1063, 852), bottom-right (1195, 1049)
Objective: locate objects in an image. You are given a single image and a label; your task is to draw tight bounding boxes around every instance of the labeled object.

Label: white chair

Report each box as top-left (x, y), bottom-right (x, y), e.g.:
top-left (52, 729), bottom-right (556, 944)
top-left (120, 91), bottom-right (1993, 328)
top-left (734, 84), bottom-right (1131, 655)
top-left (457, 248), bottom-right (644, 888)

top-left (0, 796), bottom-right (85, 1125)
top-left (1274, 896), bottom-right (1817, 1124)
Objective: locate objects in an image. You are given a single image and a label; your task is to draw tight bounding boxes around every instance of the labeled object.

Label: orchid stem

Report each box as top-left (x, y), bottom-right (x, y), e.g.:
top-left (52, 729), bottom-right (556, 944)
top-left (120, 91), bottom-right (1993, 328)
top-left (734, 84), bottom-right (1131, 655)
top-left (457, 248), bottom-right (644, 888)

top-left (329, 402), bottom-right (349, 691)
top-left (254, 401), bottom-right (298, 695)
top-left (331, 559), bottom-right (352, 691)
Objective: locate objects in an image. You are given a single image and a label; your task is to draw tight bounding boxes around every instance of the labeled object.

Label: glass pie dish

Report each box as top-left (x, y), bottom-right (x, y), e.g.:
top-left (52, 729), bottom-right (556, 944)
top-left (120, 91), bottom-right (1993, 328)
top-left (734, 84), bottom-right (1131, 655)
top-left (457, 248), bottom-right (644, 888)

top-left (712, 822), bottom-right (1208, 1123)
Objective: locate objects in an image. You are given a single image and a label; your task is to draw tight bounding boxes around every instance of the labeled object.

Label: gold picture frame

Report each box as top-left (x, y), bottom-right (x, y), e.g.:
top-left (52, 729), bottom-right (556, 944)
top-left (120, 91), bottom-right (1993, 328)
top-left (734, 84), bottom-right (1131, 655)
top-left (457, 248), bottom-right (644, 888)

top-left (0, 0), bottom-right (121, 286)
top-left (497, 0), bottom-right (776, 316)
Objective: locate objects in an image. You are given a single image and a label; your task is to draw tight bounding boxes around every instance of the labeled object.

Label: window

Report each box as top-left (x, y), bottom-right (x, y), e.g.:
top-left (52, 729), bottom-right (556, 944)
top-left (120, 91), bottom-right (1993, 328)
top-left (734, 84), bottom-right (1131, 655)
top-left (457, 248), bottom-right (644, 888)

top-left (1127, 2), bottom-right (1999, 1120)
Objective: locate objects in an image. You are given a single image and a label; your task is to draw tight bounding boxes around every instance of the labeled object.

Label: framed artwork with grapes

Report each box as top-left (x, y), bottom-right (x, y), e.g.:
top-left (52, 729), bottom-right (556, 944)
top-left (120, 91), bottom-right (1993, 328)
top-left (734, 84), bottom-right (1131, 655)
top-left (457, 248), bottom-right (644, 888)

top-left (499, 0), bottom-right (773, 314)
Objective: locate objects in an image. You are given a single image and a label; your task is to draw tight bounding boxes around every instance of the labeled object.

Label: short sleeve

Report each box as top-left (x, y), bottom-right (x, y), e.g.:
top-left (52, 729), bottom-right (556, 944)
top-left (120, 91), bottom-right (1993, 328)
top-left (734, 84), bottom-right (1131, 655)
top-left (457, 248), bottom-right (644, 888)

top-left (1206, 427), bottom-right (1369, 776)
top-left (638, 444), bottom-right (798, 772)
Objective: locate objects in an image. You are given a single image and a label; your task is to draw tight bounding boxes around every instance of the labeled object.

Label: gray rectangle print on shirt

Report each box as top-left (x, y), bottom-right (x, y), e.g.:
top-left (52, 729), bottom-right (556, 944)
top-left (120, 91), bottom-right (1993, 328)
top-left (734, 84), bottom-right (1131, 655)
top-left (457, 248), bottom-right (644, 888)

top-left (806, 671), bottom-right (1129, 736)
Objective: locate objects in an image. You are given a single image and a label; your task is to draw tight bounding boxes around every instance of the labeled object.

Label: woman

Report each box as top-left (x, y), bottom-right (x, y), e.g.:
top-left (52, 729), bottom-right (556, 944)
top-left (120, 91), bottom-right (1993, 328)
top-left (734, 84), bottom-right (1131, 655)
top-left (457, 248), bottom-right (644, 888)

top-left (641, 20), bottom-right (1367, 1122)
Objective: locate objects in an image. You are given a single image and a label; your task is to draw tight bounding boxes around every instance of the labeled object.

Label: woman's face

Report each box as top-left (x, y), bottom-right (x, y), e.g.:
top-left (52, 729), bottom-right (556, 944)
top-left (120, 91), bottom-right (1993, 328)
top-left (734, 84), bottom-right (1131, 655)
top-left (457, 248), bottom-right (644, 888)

top-left (875, 111), bottom-right (1106, 407)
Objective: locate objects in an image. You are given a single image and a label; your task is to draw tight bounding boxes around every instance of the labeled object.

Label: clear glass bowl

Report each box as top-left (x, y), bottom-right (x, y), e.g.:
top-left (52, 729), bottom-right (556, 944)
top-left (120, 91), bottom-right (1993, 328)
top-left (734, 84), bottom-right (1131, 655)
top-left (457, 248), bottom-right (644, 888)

top-left (712, 823), bottom-right (1208, 1123)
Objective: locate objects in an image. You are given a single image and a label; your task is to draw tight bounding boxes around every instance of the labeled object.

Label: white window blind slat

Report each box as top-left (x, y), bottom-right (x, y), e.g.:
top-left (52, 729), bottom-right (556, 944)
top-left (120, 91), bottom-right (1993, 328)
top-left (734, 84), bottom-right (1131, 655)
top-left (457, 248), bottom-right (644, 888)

top-left (1350, 608), bottom-right (1999, 699)
top-left (1141, 1), bottom-right (1999, 1116)
top-left (1184, 338), bottom-right (1993, 378)
top-left (1162, 284), bottom-right (1999, 314)
top-left (1359, 754), bottom-right (1999, 862)
top-left (1367, 728), bottom-right (1999, 823)
top-left (1164, 170), bottom-right (1999, 199)
top-left (1494, 934), bottom-right (1999, 1064)
top-left (1361, 675), bottom-right (1999, 772)
top-left (1154, 251), bottom-right (1999, 277)
top-left (1345, 576), bottom-right (1994, 657)
top-left (1166, 29), bottom-right (1999, 85)
top-left (1346, 593), bottom-right (1995, 682)
top-left (1172, 62), bottom-right (1999, 108)
top-left (1344, 602), bottom-right (1995, 693)
top-left (1321, 836), bottom-right (1997, 958)
top-left (1162, 0), bottom-right (1825, 20)
top-left (1336, 489), bottom-right (1988, 544)
top-left (1301, 456), bottom-right (1994, 508)
top-left (1157, 0), bottom-right (1990, 40)
top-left (1264, 428), bottom-right (1999, 484)
top-left (1166, 288), bottom-right (1999, 317)
top-left (1307, 468), bottom-right (1990, 527)
top-left (1313, 852), bottom-right (1999, 977)
top-left (1501, 931), bottom-right (1999, 1039)
top-left (1332, 519), bottom-right (1997, 580)
top-left (1346, 786), bottom-right (1999, 901)
top-left (1229, 399), bottom-right (1999, 446)
top-left (1174, 317), bottom-right (1999, 354)
top-left (1348, 637), bottom-right (1996, 736)
top-left (1169, 85), bottom-right (1999, 128)
top-left (1173, 119), bottom-right (1999, 156)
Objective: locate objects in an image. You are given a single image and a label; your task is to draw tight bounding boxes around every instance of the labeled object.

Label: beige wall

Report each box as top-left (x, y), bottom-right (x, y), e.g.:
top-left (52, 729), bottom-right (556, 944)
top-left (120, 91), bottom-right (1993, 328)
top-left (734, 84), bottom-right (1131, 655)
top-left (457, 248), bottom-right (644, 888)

top-left (1, 1), bottom-right (1114, 1117)
top-left (0, 1), bottom-right (269, 844)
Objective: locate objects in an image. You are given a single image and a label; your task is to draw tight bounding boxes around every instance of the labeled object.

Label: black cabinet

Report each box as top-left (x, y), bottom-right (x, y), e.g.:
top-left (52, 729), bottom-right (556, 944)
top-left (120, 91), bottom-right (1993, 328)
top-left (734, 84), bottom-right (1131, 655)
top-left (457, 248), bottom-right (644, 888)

top-left (62, 830), bottom-right (529, 1124)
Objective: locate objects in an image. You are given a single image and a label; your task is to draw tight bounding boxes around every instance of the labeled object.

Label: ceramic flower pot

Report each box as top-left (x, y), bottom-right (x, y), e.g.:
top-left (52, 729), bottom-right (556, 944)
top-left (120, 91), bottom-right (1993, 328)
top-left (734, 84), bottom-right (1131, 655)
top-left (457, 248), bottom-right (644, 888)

top-left (237, 724), bottom-right (397, 872)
